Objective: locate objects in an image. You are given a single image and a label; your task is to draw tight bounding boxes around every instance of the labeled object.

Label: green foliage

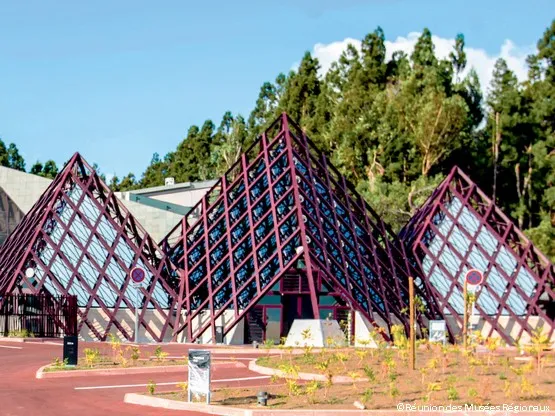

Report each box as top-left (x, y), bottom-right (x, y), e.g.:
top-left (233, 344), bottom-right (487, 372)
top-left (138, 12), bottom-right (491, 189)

top-left (9, 21), bottom-right (555, 257)
top-left (391, 324), bottom-right (408, 349)
top-left (447, 386), bottom-right (459, 400)
top-left (7, 329), bottom-right (34, 338)
top-left (363, 365), bottom-right (376, 382)
top-left (147, 380), bottom-right (156, 395)
top-left (154, 346), bottom-right (169, 362)
top-left (83, 348), bottom-right (100, 368)
top-left (130, 346), bottom-right (140, 363)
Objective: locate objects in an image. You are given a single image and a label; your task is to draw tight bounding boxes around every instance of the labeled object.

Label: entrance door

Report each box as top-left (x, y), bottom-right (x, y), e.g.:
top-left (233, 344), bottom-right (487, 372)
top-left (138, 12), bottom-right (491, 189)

top-left (281, 294), bottom-right (314, 338)
top-left (245, 306), bottom-right (265, 344)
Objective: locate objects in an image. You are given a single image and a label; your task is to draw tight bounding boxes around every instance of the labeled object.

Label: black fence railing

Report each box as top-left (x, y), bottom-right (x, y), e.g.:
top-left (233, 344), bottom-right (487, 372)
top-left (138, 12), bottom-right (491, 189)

top-left (0, 294), bottom-right (78, 338)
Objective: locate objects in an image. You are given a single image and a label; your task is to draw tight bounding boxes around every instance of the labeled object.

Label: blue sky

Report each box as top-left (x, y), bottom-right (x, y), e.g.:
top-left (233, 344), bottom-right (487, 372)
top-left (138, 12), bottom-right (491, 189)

top-left (0, 0), bottom-right (552, 182)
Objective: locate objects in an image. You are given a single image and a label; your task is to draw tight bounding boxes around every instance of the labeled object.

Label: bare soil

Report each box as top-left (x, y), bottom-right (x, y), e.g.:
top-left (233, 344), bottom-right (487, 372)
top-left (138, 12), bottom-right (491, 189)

top-left (158, 345), bottom-right (555, 410)
top-left (43, 343), bottom-right (187, 372)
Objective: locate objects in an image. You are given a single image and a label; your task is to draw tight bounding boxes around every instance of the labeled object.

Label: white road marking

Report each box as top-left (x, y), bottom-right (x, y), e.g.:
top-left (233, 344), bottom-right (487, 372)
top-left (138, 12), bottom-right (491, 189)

top-left (24, 341), bottom-right (62, 346)
top-left (0, 345), bottom-right (23, 349)
top-left (74, 375), bottom-right (270, 391)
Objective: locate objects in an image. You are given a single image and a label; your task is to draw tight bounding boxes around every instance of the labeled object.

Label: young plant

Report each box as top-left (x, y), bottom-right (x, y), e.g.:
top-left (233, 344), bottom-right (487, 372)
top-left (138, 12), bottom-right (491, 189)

top-left (51, 357), bottom-right (63, 368)
top-left (147, 380), bottom-right (156, 395)
top-left (426, 382), bottom-right (441, 402)
top-left (524, 325), bottom-right (550, 375)
top-left (305, 380), bottom-right (320, 404)
top-left (334, 352), bottom-right (348, 371)
top-left (316, 359), bottom-right (334, 398)
top-left (468, 387), bottom-right (478, 401)
top-left (363, 365), bottom-right (376, 382)
top-left (83, 348), bottom-right (100, 368)
top-left (285, 379), bottom-right (302, 396)
top-left (176, 381), bottom-right (188, 398)
top-left (485, 337), bottom-right (501, 366)
top-left (355, 349), bottom-right (368, 365)
top-left (129, 346), bottom-right (140, 365)
top-left (154, 346), bottom-right (168, 362)
top-left (361, 388), bottom-right (373, 405)
top-left (348, 371), bottom-right (360, 390)
top-left (389, 382), bottom-right (400, 398)
top-left (447, 386), bottom-right (459, 400)
top-left (519, 377), bottom-right (534, 398)
top-left (391, 324), bottom-right (408, 351)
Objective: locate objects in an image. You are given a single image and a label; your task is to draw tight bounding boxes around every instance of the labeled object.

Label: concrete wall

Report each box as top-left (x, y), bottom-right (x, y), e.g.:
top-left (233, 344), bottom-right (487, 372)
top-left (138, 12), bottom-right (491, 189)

top-left (0, 166), bottom-right (52, 213)
top-left (148, 188), bottom-right (210, 210)
top-left (449, 314), bottom-right (555, 345)
top-left (353, 311), bottom-right (555, 347)
top-left (79, 308), bottom-right (245, 345)
top-left (116, 198), bottom-right (184, 242)
top-left (0, 166), bottom-right (183, 243)
top-left (79, 308), bottom-right (175, 343)
top-left (174, 310), bottom-right (245, 345)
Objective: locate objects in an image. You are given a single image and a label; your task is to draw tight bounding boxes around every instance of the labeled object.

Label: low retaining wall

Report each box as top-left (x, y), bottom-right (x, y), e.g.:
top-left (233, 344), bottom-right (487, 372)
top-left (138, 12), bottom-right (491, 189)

top-left (248, 359), bottom-right (364, 384)
top-left (36, 361), bottom-right (244, 379)
top-left (124, 393), bottom-right (378, 415)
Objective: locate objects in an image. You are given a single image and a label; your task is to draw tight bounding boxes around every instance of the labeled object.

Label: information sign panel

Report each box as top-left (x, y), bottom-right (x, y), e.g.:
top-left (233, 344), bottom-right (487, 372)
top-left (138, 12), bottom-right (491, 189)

top-left (188, 349), bottom-right (211, 403)
top-left (429, 320), bottom-right (446, 344)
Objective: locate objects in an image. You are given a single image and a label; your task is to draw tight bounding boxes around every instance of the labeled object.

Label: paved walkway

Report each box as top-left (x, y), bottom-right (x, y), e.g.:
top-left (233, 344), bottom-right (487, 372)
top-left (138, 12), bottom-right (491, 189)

top-left (0, 340), bottom-right (268, 416)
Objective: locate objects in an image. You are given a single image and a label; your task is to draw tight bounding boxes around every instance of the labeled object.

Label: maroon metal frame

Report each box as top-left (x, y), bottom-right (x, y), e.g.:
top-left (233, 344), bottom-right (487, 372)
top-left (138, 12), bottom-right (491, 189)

top-left (161, 114), bottom-right (442, 343)
top-left (400, 166), bottom-right (555, 344)
top-left (0, 153), bottom-right (179, 341)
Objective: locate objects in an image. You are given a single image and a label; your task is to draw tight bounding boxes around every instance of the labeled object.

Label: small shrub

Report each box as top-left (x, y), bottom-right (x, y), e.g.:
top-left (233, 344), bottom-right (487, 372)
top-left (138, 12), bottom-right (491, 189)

top-left (130, 346), bottom-right (140, 364)
top-left (8, 329), bottom-right (34, 338)
top-left (468, 387), bottom-right (478, 399)
top-left (83, 348), bottom-right (100, 368)
top-left (334, 352), bottom-right (348, 370)
top-left (426, 382), bottom-right (441, 401)
top-left (355, 349), bottom-right (368, 365)
top-left (499, 372), bottom-right (507, 380)
top-left (361, 388), bottom-right (373, 404)
top-left (147, 380), bottom-right (156, 395)
top-left (176, 381), bottom-right (188, 398)
top-left (391, 324), bottom-right (408, 350)
top-left (447, 386), bottom-right (459, 400)
top-left (348, 371), bottom-right (360, 389)
top-left (285, 379), bottom-right (302, 396)
top-left (525, 325), bottom-right (550, 375)
top-left (305, 380), bottom-right (320, 403)
top-left (426, 358), bottom-right (439, 370)
top-left (154, 346), bottom-right (168, 362)
top-left (389, 382), bottom-right (400, 398)
top-left (363, 365), bottom-right (376, 382)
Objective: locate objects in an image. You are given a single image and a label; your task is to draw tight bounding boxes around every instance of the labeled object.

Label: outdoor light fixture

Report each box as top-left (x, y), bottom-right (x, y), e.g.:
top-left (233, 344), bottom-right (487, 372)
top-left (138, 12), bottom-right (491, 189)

top-left (257, 391), bottom-right (268, 406)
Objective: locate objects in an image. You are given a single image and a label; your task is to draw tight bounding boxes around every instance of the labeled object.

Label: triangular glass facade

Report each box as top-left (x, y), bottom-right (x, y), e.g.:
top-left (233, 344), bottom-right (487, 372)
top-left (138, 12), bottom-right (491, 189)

top-left (161, 114), bottom-right (441, 343)
top-left (0, 154), bottom-right (178, 341)
top-left (400, 167), bottom-right (555, 344)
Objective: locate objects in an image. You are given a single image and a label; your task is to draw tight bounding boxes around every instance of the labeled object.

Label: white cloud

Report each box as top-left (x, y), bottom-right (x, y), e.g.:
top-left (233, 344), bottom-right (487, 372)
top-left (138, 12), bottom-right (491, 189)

top-left (301, 32), bottom-right (535, 94)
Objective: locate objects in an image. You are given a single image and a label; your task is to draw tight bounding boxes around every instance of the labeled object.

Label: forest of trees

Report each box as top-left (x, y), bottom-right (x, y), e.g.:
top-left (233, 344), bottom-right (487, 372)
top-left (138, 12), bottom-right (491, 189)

top-left (0, 138), bottom-right (59, 180)
top-left (4, 21), bottom-right (554, 260)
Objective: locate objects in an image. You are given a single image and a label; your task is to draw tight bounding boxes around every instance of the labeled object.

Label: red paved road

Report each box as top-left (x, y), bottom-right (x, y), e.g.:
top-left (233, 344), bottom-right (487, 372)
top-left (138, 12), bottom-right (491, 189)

top-left (0, 341), bottom-right (269, 416)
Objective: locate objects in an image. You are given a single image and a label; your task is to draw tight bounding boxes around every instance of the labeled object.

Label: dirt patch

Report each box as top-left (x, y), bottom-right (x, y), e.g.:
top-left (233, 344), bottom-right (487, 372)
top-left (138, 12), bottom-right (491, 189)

top-left (44, 342), bottom-right (188, 372)
top-left (154, 345), bottom-right (555, 410)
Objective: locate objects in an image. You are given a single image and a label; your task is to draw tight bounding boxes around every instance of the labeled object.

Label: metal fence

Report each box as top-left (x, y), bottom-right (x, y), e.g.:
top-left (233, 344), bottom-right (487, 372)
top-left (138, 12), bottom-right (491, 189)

top-left (0, 294), bottom-right (77, 338)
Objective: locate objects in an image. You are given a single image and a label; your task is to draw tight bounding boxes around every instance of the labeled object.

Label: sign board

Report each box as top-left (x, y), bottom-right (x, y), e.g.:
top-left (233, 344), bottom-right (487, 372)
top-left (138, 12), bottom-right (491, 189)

top-left (188, 349), bottom-right (211, 403)
top-left (130, 266), bottom-right (146, 285)
top-left (465, 269), bottom-right (483, 286)
top-left (429, 320), bottom-right (446, 344)
top-left (63, 335), bottom-right (78, 366)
